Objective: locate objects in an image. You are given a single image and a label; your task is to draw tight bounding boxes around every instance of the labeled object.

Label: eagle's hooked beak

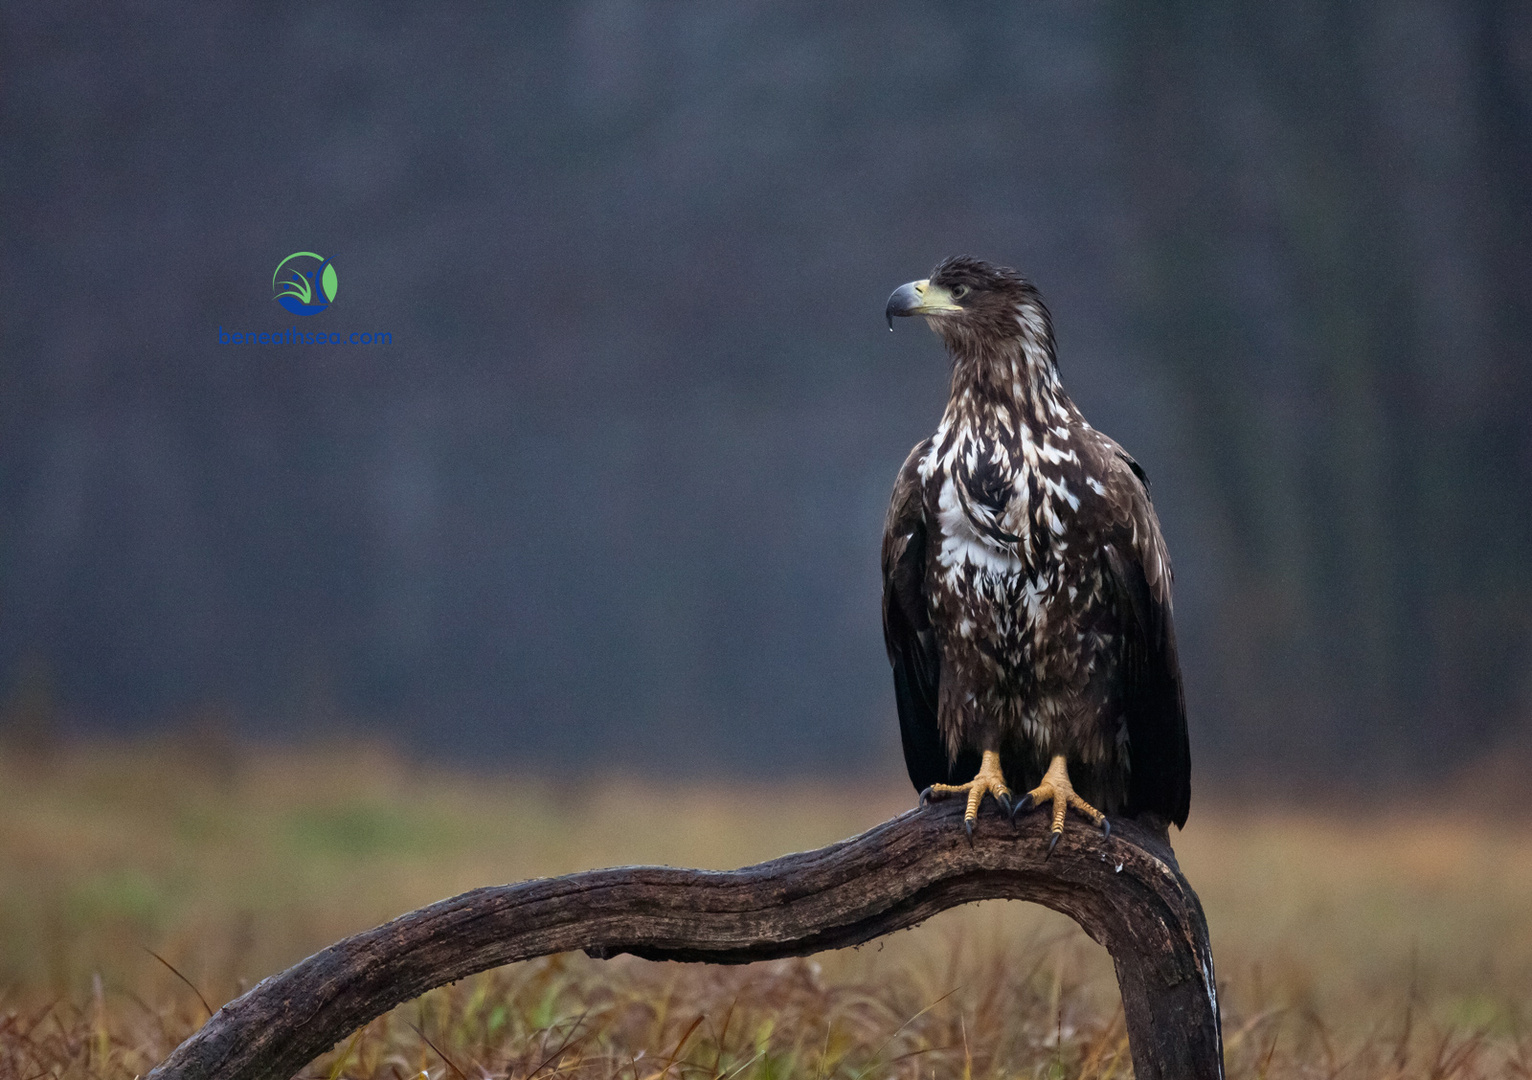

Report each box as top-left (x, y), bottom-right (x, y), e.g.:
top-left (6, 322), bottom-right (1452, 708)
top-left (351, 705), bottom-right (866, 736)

top-left (885, 279), bottom-right (963, 330)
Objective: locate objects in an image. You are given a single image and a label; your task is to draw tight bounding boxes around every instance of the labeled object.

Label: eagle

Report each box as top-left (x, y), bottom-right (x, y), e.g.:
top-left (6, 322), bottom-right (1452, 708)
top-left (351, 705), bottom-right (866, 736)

top-left (882, 256), bottom-right (1190, 846)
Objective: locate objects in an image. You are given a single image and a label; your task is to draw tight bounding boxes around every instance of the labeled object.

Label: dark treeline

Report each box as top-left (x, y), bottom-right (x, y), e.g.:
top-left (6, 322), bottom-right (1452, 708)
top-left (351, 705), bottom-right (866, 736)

top-left (2, 2), bottom-right (1528, 780)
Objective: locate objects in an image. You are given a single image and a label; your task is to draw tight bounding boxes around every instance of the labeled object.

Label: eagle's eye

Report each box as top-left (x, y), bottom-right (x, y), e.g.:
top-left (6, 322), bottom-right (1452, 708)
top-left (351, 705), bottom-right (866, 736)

top-left (951, 284), bottom-right (971, 300)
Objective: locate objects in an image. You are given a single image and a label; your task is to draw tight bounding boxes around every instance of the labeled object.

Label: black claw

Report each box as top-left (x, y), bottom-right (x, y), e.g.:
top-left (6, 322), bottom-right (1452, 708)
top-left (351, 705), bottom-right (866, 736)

top-left (1100, 818), bottom-right (1111, 840)
top-left (918, 786), bottom-right (934, 807)
top-left (996, 792), bottom-right (1012, 817)
top-left (1048, 829), bottom-right (1062, 855)
top-left (1010, 793), bottom-right (1034, 822)
top-left (964, 817), bottom-right (975, 844)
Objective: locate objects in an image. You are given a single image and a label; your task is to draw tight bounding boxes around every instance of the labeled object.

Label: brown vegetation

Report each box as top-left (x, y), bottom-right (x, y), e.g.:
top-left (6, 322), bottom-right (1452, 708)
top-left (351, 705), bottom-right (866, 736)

top-left (2, 740), bottom-right (1530, 1078)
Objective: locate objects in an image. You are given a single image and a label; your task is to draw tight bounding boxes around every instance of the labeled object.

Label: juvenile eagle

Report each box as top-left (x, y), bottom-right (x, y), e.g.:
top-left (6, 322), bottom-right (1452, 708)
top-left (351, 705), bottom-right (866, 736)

top-left (883, 256), bottom-right (1190, 845)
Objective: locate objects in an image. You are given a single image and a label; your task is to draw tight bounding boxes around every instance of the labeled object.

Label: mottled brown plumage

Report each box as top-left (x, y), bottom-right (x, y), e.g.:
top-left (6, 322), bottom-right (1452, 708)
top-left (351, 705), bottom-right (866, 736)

top-left (883, 256), bottom-right (1190, 834)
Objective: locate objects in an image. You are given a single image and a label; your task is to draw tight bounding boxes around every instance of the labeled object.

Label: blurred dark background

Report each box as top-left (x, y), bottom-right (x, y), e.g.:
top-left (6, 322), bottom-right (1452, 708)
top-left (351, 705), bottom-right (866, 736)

top-left (2, 2), bottom-right (1529, 782)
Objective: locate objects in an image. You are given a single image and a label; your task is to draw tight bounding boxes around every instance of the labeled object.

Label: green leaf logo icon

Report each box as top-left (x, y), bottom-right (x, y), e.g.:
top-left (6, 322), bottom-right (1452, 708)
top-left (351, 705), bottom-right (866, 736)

top-left (272, 252), bottom-right (338, 316)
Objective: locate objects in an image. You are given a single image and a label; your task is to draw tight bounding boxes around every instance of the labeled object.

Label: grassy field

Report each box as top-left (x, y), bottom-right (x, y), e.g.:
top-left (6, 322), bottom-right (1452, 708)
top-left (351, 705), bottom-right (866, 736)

top-left (2, 739), bottom-right (1530, 1079)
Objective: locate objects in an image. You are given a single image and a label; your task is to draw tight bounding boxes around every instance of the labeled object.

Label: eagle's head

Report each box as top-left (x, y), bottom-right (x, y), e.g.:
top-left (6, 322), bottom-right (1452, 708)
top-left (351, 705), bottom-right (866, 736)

top-left (885, 256), bottom-right (1055, 370)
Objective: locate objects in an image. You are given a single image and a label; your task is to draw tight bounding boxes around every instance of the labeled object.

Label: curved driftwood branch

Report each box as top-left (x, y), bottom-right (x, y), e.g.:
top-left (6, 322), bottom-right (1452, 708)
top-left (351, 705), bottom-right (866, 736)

top-left (148, 800), bottom-right (1223, 1080)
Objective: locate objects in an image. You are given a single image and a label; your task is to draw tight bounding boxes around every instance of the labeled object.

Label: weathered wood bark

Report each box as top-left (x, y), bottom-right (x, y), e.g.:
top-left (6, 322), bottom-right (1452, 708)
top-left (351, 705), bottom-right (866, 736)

top-left (148, 800), bottom-right (1223, 1080)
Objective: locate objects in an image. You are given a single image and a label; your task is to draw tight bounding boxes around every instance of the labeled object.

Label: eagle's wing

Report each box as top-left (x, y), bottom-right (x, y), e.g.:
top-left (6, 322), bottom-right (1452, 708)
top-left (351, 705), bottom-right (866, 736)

top-left (882, 440), bottom-right (960, 792)
top-left (1099, 447), bottom-right (1192, 828)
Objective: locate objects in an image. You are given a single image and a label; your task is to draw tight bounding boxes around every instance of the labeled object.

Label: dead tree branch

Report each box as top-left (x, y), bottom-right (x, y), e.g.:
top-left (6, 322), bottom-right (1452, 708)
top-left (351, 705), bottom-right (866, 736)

top-left (147, 800), bottom-right (1223, 1080)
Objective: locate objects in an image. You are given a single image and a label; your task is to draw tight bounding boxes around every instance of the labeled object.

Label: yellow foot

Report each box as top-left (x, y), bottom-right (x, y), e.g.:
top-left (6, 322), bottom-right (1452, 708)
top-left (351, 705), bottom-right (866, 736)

top-left (1016, 754), bottom-right (1110, 853)
top-left (920, 749), bottom-right (1012, 839)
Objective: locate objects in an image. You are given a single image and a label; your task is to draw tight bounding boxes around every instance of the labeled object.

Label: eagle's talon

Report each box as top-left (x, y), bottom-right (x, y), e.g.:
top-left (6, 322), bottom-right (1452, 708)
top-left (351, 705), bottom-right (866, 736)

top-left (1017, 754), bottom-right (1107, 852)
top-left (1100, 818), bottom-right (1111, 840)
top-left (1011, 792), bottom-right (1034, 821)
top-left (963, 817), bottom-right (975, 843)
top-left (922, 750), bottom-right (1012, 833)
top-left (1048, 830), bottom-right (1061, 855)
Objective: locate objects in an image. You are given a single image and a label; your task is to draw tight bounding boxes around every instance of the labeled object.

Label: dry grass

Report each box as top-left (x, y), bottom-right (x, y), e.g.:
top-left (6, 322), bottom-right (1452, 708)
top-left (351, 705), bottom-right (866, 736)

top-left (1, 738), bottom-right (1529, 1079)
